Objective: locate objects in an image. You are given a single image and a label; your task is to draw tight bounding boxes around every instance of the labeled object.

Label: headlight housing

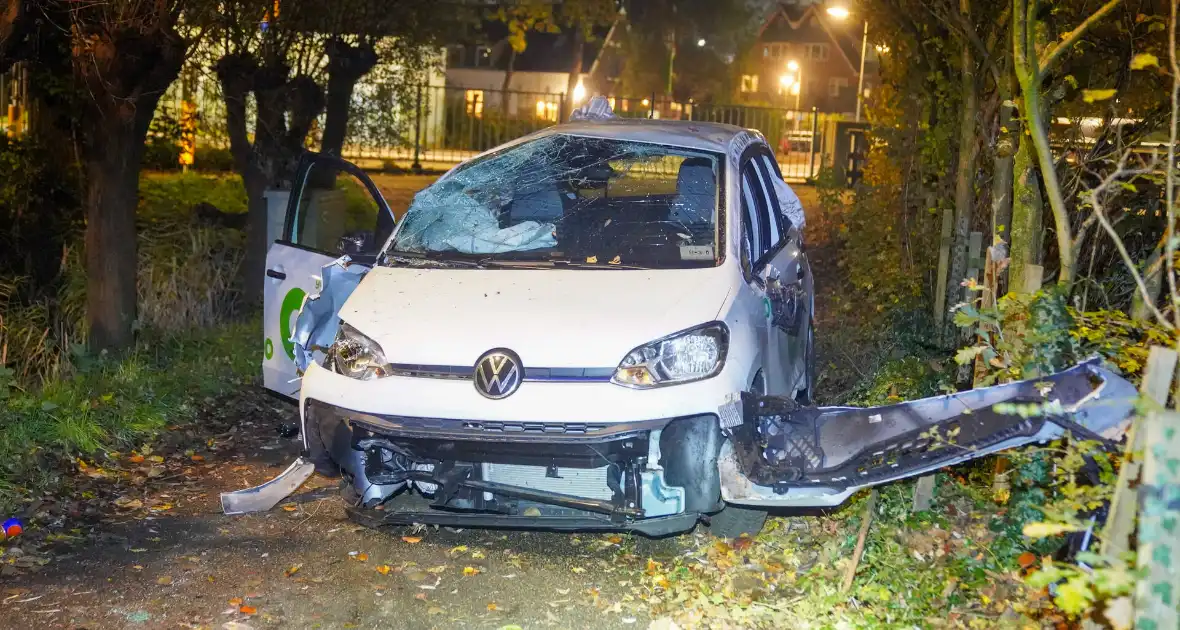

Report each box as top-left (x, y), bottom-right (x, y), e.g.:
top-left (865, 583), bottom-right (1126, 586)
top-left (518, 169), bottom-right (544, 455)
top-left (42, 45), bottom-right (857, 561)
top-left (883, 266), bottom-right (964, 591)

top-left (613, 322), bottom-right (729, 388)
top-left (331, 323), bottom-right (392, 380)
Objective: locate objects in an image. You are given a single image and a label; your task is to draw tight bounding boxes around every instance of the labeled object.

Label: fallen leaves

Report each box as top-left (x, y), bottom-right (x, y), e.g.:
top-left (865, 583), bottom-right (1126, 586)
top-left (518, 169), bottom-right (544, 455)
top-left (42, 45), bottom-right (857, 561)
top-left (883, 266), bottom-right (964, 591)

top-left (375, 565), bottom-right (392, 575)
top-left (113, 496), bottom-right (143, 510)
top-left (156, 575), bottom-right (173, 585)
top-left (239, 604), bottom-right (257, 615)
top-left (462, 566), bottom-right (481, 576)
top-left (284, 564), bottom-right (302, 577)
top-left (348, 552), bottom-right (368, 562)
top-left (401, 535), bottom-right (422, 544)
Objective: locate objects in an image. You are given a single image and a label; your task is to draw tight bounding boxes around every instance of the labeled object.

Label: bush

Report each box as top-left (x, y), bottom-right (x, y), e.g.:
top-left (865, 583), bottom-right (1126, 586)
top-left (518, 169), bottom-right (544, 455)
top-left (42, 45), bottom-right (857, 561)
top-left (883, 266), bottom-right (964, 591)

top-left (1, 172), bottom-right (247, 390)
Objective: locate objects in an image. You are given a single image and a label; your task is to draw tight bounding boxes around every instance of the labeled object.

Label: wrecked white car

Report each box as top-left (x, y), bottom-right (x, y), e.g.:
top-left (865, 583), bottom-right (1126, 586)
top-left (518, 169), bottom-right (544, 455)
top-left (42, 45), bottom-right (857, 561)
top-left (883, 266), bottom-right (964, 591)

top-left (250, 119), bottom-right (1137, 537)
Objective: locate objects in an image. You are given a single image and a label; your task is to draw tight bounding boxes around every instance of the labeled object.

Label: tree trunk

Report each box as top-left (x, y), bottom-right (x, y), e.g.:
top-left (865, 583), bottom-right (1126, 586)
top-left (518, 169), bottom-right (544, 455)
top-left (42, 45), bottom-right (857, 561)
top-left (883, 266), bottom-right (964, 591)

top-left (217, 53), bottom-right (269, 303)
top-left (991, 70), bottom-right (1016, 292)
top-left (76, 30), bottom-right (183, 353)
top-left (321, 39), bottom-right (378, 157)
top-left (565, 26), bottom-right (586, 120)
top-left (943, 7), bottom-right (980, 344)
top-left (84, 122), bottom-right (144, 352)
top-left (1008, 136), bottom-right (1044, 293)
top-left (1021, 83), bottom-right (1075, 286)
top-left (501, 48), bottom-right (516, 111)
top-left (1132, 238), bottom-right (1165, 321)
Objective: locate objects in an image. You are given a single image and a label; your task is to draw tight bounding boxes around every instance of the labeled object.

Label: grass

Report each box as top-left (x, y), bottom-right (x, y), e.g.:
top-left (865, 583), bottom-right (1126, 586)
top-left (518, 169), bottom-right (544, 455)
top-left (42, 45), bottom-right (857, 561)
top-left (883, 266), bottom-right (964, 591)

top-left (0, 319), bottom-right (259, 513)
top-left (0, 171), bottom-right (254, 513)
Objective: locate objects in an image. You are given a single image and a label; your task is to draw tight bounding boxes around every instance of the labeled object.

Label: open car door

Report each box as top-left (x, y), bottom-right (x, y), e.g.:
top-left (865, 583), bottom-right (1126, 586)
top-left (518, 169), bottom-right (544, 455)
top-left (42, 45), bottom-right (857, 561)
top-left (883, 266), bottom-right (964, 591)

top-left (262, 153), bottom-right (395, 398)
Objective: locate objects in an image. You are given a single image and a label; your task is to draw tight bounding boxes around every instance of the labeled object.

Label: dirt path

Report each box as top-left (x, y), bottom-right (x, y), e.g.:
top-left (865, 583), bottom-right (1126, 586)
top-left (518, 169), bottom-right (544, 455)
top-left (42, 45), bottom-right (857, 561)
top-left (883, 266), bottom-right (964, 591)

top-left (1, 181), bottom-right (837, 630)
top-left (1, 403), bottom-right (689, 630)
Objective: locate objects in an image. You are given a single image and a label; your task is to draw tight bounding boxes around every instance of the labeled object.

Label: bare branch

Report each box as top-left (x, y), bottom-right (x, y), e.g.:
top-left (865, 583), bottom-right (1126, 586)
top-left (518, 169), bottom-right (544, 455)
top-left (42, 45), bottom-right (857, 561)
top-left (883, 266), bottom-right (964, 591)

top-left (1037, 0), bottom-right (1123, 80)
top-left (1167, 0), bottom-right (1180, 329)
top-left (1088, 149), bottom-right (1173, 329)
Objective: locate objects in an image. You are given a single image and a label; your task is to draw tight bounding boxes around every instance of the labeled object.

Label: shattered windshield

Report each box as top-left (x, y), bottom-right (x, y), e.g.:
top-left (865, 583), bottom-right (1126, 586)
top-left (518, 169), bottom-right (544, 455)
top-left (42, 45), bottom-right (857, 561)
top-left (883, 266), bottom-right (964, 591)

top-left (386, 134), bottom-right (723, 269)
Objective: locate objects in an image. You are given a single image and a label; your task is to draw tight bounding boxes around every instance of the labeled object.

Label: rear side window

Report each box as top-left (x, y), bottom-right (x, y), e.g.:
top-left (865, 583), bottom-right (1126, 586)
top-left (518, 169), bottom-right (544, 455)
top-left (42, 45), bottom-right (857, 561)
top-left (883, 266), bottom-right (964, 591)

top-left (740, 158), bottom-right (784, 264)
top-left (758, 154), bottom-right (797, 233)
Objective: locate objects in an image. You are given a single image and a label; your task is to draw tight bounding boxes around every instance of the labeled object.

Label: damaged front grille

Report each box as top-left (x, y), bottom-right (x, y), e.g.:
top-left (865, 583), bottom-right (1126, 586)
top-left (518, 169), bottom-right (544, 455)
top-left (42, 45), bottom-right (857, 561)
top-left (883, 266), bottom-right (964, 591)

top-left (460, 420), bottom-right (609, 435)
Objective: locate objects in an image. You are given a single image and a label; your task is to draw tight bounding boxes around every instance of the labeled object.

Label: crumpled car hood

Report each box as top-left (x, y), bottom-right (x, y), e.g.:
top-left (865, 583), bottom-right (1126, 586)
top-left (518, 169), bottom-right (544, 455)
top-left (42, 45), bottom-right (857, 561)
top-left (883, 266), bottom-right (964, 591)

top-left (338, 265), bottom-right (733, 368)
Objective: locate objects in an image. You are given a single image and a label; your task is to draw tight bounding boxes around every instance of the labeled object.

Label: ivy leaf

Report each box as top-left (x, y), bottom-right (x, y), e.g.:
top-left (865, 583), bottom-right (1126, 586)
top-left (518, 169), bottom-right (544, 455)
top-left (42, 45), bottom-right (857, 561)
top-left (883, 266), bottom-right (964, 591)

top-left (1022, 521), bottom-right (1083, 538)
top-left (1054, 575), bottom-right (1095, 616)
top-left (1130, 53), bottom-right (1159, 70)
top-left (1082, 89), bottom-right (1118, 103)
top-left (955, 346), bottom-right (987, 366)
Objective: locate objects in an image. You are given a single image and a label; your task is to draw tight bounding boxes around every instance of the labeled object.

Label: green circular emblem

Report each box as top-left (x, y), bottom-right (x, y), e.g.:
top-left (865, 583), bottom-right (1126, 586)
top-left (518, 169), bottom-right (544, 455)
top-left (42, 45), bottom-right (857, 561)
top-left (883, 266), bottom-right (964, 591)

top-left (763, 296), bottom-right (772, 319)
top-left (279, 287), bottom-right (307, 361)
top-left (264, 337), bottom-right (274, 360)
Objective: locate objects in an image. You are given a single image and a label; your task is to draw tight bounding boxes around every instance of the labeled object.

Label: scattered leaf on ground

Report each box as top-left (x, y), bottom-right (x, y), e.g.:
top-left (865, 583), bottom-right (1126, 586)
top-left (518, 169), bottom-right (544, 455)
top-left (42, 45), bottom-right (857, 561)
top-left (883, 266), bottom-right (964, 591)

top-left (376, 565), bottom-right (392, 575)
top-left (284, 564), bottom-right (302, 577)
top-left (401, 536), bottom-right (422, 544)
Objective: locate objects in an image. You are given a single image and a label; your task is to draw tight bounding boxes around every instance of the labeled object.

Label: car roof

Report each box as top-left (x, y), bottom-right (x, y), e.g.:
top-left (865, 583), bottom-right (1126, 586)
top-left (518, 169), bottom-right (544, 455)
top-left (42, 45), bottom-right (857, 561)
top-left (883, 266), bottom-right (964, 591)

top-left (527, 119), bottom-right (756, 154)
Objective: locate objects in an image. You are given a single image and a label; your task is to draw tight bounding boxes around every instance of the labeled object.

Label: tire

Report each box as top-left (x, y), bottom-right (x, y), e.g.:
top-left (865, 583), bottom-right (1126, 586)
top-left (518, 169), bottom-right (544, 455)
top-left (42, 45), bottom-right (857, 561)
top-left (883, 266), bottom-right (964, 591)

top-left (707, 504), bottom-right (768, 538)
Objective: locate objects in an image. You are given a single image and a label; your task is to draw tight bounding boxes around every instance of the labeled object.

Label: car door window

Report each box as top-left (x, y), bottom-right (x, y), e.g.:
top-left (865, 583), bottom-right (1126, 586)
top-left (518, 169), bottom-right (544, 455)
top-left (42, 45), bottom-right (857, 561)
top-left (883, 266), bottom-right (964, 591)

top-left (740, 160), bottom-right (780, 266)
top-left (758, 154), bottom-right (798, 234)
top-left (289, 161), bottom-right (394, 256)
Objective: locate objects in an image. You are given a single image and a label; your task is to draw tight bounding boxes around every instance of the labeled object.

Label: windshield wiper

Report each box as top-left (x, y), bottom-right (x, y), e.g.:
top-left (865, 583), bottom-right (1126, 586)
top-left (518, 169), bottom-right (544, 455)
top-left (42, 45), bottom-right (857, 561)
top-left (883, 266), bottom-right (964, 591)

top-left (383, 252), bottom-right (484, 268)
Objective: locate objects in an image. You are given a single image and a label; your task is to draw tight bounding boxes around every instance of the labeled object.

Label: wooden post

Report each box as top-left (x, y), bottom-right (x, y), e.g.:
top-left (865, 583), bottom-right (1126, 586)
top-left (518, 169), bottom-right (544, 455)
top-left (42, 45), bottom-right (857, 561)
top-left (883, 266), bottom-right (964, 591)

top-left (1133, 348), bottom-right (1180, 629)
top-left (1103, 347), bottom-right (1176, 562)
top-left (933, 208), bottom-right (954, 325)
top-left (912, 475), bottom-right (936, 512)
top-left (1022, 264), bottom-right (1043, 293)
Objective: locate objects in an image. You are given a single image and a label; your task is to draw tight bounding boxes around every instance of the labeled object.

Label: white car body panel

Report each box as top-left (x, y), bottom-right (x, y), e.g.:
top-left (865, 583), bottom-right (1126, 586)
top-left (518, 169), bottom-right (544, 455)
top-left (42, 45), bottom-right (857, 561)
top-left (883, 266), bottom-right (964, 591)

top-left (338, 266), bottom-right (736, 369)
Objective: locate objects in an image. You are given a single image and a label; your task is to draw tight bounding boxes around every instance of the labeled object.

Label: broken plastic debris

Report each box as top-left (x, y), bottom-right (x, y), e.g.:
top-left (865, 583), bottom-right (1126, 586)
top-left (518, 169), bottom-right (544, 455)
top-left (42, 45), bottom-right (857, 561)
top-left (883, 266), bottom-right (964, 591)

top-left (220, 457), bottom-right (315, 515)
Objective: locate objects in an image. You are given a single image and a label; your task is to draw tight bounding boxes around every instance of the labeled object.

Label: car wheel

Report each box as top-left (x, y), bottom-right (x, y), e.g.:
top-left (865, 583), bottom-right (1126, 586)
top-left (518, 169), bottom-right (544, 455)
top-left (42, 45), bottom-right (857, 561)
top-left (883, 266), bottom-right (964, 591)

top-left (707, 504), bottom-right (768, 539)
top-left (794, 320), bottom-right (816, 405)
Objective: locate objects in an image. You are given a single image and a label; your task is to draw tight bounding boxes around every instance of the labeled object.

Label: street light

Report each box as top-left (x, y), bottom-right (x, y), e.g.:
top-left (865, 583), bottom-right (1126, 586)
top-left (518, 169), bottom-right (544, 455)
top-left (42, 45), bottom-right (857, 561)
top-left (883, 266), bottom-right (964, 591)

top-left (826, 5), bottom-right (869, 122)
top-left (697, 38), bottom-right (706, 47)
top-left (784, 60), bottom-right (801, 110)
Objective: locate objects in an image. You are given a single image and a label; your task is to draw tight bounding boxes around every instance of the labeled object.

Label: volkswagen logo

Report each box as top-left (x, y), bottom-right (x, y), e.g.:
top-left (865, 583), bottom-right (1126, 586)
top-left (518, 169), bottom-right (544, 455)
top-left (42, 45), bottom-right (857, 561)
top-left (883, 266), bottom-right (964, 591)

top-left (473, 349), bottom-right (522, 399)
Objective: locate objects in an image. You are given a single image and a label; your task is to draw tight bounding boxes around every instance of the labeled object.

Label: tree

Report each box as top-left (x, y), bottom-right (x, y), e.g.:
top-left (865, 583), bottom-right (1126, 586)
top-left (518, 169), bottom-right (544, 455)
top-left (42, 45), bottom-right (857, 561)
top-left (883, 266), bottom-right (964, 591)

top-left (1, 0), bottom-right (205, 352)
top-left (1012, 0), bottom-right (1124, 286)
top-left (492, 1), bottom-right (560, 108)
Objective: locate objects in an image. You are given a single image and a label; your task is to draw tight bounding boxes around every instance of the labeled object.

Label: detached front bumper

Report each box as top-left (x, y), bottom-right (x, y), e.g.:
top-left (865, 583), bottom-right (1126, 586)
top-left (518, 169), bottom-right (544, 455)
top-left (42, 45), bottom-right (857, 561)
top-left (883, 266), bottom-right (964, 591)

top-left (720, 359), bottom-right (1137, 507)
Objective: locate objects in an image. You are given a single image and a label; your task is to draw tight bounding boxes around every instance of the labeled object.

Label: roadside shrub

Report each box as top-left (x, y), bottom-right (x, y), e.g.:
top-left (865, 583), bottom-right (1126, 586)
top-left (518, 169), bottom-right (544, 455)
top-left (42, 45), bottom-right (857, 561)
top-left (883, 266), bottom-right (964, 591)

top-left (1, 173), bottom-right (247, 390)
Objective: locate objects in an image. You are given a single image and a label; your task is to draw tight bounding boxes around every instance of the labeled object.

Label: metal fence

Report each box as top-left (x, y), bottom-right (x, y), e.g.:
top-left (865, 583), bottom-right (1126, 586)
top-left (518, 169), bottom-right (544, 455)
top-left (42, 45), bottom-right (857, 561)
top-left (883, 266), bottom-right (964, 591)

top-left (342, 85), bottom-right (841, 181)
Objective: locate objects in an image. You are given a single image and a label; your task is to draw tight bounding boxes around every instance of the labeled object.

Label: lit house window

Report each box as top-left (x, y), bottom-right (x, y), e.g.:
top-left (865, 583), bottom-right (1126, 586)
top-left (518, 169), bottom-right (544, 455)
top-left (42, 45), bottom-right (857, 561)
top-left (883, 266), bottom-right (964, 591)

top-left (828, 77), bottom-right (848, 97)
top-left (741, 74), bottom-right (759, 93)
top-left (465, 90), bottom-right (484, 118)
top-left (535, 99), bottom-right (558, 121)
top-left (803, 44), bottom-right (829, 61)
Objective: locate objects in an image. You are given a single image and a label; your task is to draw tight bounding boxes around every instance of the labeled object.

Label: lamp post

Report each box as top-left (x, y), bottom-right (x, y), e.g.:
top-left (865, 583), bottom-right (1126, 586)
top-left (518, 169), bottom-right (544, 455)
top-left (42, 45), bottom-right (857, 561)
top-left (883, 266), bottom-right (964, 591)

top-left (787, 60), bottom-right (801, 110)
top-left (826, 6), bottom-right (869, 122)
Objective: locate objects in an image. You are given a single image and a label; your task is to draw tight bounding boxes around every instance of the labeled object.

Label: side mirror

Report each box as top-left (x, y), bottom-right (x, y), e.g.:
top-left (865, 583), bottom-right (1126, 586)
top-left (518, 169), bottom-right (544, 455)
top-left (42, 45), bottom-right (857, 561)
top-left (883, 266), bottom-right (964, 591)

top-left (338, 230), bottom-right (375, 257)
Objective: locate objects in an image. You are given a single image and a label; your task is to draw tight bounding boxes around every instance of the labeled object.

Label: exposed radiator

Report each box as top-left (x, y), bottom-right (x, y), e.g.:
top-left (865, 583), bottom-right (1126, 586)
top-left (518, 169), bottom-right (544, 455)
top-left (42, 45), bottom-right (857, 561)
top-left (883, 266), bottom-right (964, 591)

top-left (481, 463), bottom-right (613, 500)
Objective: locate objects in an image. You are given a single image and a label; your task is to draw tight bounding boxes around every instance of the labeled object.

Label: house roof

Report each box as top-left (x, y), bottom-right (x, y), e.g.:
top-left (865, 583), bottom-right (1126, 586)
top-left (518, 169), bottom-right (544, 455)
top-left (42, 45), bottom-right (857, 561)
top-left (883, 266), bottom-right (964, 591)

top-left (454, 22), bottom-right (608, 74)
top-left (755, 3), bottom-right (862, 74)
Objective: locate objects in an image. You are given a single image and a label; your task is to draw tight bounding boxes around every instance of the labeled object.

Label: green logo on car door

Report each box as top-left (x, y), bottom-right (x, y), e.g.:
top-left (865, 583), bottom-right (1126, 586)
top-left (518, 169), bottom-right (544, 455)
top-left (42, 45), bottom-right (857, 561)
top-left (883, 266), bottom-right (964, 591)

top-left (279, 287), bottom-right (308, 361)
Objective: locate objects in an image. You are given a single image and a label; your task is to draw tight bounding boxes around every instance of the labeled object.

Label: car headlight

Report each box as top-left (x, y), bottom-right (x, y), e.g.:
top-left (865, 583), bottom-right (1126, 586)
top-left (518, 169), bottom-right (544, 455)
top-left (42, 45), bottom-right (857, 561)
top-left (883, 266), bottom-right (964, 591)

top-left (613, 322), bottom-right (729, 388)
top-left (331, 323), bottom-right (392, 380)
